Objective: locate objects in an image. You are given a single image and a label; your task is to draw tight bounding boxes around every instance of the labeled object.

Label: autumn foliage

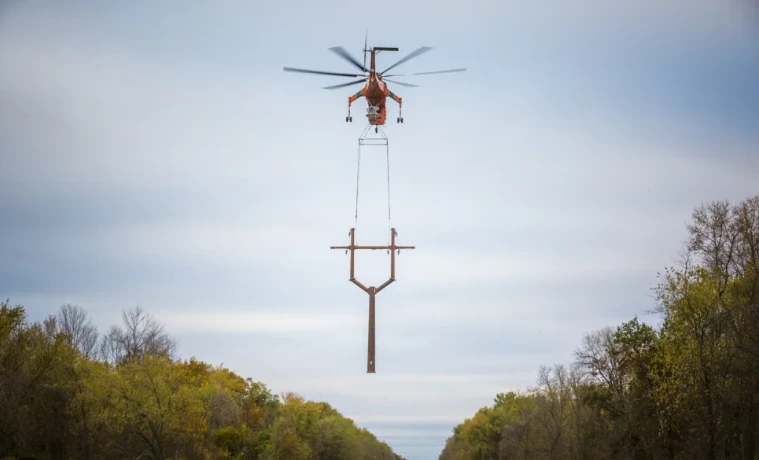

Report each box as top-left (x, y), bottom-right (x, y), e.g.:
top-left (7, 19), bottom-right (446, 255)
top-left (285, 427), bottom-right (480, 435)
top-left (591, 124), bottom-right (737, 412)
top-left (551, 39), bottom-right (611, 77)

top-left (0, 304), bottom-right (405, 460)
top-left (439, 196), bottom-right (759, 460)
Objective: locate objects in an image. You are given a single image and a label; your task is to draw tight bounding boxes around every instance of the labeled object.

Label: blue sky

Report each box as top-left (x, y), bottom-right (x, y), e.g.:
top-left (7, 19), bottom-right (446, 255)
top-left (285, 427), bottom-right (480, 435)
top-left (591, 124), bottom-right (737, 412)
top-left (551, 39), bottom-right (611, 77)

top-left (1, 1), bottom-right (758, 458)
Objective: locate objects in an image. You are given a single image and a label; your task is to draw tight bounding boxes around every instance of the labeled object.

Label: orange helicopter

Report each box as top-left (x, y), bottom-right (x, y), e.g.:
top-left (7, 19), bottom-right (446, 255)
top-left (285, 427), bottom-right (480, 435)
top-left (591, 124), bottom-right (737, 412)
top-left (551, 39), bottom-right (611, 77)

top-left (283, 36), bottom-right (466, 132)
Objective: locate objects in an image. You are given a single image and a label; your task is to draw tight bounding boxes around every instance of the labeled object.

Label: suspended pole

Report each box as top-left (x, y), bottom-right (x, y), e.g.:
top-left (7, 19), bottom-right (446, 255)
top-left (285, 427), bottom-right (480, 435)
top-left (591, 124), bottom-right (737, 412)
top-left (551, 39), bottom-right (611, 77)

top-left (332, 123), bottom-right (413, 373)
top-left (330, 227), bottom-right (414, 373)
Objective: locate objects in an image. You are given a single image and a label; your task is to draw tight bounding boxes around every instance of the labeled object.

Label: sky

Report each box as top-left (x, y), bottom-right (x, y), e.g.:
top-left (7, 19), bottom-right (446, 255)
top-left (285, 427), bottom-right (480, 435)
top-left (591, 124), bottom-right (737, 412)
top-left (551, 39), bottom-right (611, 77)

top-left (1, 0), bottom-right (758, 458)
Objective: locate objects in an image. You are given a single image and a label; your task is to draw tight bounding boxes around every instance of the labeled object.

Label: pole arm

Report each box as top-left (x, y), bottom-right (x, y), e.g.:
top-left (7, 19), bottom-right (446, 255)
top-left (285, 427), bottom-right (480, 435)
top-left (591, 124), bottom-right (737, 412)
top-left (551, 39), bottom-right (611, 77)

top-left (330, 227), bottom-right (415, 295)
top-left (330, 245), bottom-right (416, 250)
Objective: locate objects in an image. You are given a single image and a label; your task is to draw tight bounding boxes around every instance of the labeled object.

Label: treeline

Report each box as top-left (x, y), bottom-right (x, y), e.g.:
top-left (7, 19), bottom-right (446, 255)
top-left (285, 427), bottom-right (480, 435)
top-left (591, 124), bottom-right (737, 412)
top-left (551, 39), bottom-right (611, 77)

top-left (0, 303), bottom-right (405, 460)
top-left (439, 196), bottom-right (759, 460)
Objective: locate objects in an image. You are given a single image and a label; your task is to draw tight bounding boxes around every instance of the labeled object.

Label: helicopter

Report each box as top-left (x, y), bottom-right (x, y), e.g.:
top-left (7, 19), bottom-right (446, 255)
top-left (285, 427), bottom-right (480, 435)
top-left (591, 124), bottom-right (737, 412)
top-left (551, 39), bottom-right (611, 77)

top-left (283, 35), bottom-right (466, 132)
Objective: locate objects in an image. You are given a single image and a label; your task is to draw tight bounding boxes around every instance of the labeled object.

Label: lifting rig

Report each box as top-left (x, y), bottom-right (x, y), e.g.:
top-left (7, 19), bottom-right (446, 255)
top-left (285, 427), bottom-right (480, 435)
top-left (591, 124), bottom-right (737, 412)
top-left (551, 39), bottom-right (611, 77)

top-left (329, 125), bottom-right (415, 373)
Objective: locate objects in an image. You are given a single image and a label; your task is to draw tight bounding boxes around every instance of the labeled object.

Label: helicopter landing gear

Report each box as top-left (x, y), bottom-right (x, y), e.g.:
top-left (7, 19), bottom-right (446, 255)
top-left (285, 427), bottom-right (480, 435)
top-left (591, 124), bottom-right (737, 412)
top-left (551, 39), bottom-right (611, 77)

top-left (346, 116), bottom-right (353, 122)
top-left (375, 126), bottom-right (378, 133)
top-left (397, 104), bottom-right (403, 123)
top-left (396, 117), bottom-right (404, 123)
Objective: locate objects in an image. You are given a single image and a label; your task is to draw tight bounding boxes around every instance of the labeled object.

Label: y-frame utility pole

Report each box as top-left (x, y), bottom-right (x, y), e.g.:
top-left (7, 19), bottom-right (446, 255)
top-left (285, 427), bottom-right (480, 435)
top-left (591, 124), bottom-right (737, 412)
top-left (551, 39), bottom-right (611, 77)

top-left (331, 227), bottom-right (414, 373)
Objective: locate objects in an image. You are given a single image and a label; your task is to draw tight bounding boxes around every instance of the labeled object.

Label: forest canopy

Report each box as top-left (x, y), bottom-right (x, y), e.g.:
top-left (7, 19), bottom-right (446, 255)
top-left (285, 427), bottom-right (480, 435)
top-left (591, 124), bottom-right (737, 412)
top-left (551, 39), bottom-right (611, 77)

top-left (0, 303), bottom-right (406, 460)
top-left (438, 196), bottom-right (759, 460)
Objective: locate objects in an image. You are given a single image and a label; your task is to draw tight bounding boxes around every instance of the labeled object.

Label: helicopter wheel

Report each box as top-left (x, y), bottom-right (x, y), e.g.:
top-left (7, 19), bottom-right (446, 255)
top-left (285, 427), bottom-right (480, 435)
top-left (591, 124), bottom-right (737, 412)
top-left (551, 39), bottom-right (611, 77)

top-left (401, 117), bottom-right (404, 123)
top-left (350, 116), bottom-right (353, 122)
top-left (375, 127), bottom-right (378, 133)
top-left (345, 116), bottom-right (348, 122)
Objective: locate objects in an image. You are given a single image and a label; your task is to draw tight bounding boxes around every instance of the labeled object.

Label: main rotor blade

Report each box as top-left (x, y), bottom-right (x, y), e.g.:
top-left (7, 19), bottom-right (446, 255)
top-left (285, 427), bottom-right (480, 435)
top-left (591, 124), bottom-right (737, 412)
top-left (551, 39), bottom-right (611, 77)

top-left (384, 67), bottom-right (467, 77)
top-left (383, 78), bottom-right (419, 88)
top-left (329, 46), bottom-right (367, 72)
top-left (380, 46), bottom-right (433, 75)
top-left (322, 78), bottom-right (368, 90)
top-left (283, 67), bottom-right (365, 78)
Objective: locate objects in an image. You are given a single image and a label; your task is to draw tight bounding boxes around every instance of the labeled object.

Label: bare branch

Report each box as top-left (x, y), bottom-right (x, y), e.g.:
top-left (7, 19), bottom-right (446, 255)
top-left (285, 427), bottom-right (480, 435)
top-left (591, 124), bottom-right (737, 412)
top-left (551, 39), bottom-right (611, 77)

top-left (100, 306), bottom-right (177, 365)
top-left (57, 303), bottom-right (99, 359)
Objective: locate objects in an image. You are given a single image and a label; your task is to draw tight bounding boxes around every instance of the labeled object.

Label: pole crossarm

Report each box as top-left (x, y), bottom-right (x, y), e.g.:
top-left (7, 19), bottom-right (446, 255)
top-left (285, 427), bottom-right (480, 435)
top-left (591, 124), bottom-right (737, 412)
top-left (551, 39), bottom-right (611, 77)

top-left (330, 227), bottom-right (415, 294)
top-left (330, 227), bottom-right (415, 372)
top-left (330, 245), bottom-right (416, 250)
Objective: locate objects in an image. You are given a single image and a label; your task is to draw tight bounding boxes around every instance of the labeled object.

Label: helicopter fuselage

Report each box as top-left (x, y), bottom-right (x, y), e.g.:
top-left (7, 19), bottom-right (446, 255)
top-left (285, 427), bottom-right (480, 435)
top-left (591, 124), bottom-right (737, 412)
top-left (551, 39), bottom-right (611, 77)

top-left (348, 51), bottom-right (402, 126)
top-left (354, 76), bottom-right (388, 125)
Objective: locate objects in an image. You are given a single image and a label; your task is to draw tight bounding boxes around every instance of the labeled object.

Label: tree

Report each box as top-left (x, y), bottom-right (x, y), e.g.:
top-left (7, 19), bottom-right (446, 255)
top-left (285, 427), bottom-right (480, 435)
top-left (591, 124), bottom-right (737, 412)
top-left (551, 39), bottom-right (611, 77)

top-left (55, 303), bottom-right (99, 359)
top-left (683, 197), bottom-right (759, 460)
top-left (0, 300), bottom-right (74, 458)
top-left (100, 305), bottom-right (177, 364)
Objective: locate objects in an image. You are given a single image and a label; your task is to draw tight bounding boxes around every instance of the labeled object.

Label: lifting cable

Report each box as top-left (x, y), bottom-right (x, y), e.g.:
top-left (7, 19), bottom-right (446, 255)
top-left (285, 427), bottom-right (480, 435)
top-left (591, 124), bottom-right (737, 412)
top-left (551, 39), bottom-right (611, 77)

top-left (385, 135), bottom-right (392, 243)
top-left (353, 124), bottom-right (392, 244)
top-left (354, 140), bottom-right (361, 224)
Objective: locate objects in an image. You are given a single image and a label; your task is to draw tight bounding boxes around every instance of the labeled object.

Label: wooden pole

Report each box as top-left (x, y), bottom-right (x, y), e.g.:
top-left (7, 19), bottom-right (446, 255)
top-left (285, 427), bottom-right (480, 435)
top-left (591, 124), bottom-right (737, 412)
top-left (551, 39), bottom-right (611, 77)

top-left (368, 288), bottom-right (376, 373)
